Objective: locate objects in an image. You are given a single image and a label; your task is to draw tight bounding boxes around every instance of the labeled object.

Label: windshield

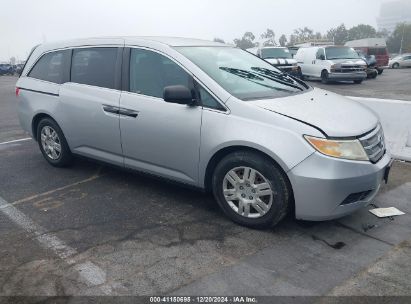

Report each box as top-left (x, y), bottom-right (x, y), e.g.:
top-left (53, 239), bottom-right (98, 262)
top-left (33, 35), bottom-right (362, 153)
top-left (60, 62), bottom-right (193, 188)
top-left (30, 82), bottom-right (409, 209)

top-left (325, 47), bottom-right (359, 60)
top-left (261, 48), bottom-right (292, 59)
top-left (176, 47), bottom-right (308, 101)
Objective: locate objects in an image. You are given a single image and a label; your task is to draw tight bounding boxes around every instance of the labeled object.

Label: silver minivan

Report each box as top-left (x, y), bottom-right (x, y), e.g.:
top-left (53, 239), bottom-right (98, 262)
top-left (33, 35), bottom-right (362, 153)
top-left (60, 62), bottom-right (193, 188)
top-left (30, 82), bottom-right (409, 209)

top-left (16, 37), bottom-right (392, 228)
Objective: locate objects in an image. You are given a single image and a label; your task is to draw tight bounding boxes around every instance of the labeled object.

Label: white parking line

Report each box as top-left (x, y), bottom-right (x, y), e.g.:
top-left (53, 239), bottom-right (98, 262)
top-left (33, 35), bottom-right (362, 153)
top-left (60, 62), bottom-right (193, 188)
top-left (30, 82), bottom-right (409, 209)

top-left (0, 137), bottom-right (32, 145)
top-left (0, 195), bottom-right (112, 294)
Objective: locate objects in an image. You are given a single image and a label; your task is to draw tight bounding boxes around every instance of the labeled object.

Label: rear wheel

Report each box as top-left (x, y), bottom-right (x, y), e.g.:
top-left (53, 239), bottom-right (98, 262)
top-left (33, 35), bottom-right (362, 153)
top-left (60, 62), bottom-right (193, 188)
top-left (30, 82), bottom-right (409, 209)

top-left (37, 118), bottom-right (73, 167)
top-left (321, 70), bottom-right (329, 84)
top-left (212, 151), bottom-right (291, 228)
top-left (392, 63), bottom-right (400, 69)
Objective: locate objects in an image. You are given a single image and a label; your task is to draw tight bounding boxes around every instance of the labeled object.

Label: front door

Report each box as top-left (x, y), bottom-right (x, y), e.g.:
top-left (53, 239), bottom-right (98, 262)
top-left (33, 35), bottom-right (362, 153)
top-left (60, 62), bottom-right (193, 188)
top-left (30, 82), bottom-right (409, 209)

top-left (119, 48), bottom-right (202, 185)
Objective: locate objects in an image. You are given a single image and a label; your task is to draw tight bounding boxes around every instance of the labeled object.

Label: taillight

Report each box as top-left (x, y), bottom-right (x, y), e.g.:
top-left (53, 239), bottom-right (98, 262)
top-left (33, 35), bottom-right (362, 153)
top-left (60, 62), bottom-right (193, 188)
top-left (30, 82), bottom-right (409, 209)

top-left (15, 87), bottom-right (20, 97)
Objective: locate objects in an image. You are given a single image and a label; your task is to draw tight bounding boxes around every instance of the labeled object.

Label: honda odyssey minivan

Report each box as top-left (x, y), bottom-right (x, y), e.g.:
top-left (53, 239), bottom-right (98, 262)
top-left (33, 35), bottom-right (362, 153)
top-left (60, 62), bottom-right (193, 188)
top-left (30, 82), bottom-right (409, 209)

top-left (16, 37), bottom-right (392, 228)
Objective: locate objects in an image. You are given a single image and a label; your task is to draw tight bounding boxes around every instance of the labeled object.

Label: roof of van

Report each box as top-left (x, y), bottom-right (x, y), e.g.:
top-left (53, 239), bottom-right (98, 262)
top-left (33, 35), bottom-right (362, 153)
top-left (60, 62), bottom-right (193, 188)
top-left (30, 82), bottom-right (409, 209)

top-left (345, 38), bottom-right (387, 47)
top-left (36, 36), bottom-right (228, 51)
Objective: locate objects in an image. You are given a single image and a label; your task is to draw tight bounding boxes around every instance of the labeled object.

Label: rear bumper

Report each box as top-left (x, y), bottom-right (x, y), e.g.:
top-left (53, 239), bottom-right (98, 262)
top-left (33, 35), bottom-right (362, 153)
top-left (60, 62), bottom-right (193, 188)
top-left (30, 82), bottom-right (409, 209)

top-left (328, 71), bottom-right (367, 81)
top-left (288, 151), bottom-right (392, 221)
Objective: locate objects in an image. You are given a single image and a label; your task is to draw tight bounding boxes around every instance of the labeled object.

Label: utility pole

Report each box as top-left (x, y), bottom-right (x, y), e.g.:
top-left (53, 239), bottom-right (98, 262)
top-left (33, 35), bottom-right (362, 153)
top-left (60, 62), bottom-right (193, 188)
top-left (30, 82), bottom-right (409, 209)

top-left (399, 22), bottom-right (406, 54)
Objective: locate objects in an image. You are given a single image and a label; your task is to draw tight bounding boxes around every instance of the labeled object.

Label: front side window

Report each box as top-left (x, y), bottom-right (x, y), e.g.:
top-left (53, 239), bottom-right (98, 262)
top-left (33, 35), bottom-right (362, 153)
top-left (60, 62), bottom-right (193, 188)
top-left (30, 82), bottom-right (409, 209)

top-left (197, 85), bottom-right (224, 110)
top-left (28, 51), bottom-right (67, 84)
top-left (176, 46), bottom-right (308, 101)
top-left (325, 47), bottom-right (359, 60)
top-left (71, 48), bottom-right (118, 89)
top-left (129, 48), bottom-right (192, 98)
top-left (316, 48), bottom-right (325, 60)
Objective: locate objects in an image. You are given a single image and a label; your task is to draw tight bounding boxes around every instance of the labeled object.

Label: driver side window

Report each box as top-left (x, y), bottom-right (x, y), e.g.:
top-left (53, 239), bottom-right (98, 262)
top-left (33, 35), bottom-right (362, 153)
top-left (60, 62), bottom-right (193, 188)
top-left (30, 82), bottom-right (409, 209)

top-left (129, 48), bottom-right (192, 98)
top-left (316, 48), bottom-right (325, 60)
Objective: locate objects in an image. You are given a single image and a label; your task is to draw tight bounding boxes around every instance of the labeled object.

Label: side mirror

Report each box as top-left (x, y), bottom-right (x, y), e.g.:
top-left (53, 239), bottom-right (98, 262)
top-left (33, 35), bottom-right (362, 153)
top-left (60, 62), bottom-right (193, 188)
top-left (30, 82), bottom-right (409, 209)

top-left (319, 54), bottom-right (325, 60)
top-left (163, 85), bottom-right (195, 105)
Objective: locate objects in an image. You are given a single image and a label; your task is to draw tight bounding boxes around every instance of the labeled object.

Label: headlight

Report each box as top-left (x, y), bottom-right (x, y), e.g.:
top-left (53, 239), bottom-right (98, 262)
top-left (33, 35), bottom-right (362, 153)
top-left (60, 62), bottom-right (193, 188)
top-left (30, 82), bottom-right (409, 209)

top-left (304, 135), bottom-right (369, 161)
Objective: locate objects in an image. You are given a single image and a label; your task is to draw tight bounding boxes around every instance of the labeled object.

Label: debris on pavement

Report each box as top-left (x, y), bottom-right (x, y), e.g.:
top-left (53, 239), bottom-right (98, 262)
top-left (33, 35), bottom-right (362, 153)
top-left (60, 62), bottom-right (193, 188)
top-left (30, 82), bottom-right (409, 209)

top-left (369, 207), bottom-right (405, 218)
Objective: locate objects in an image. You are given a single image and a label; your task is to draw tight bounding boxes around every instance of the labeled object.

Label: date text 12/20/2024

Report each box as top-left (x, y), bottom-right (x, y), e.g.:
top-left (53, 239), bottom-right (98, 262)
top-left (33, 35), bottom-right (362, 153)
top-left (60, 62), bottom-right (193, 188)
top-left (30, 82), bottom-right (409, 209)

top-left (149, 296), bottom-right (258, 303)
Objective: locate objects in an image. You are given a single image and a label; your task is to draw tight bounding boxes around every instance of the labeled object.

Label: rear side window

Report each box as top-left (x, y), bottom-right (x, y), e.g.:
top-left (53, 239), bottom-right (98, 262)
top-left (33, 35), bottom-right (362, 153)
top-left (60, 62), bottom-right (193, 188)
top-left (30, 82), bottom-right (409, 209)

top-left (28, 51), bottom-right (67, 84)
top-left (129, 48), bottom-right (191, 98)
top-left (71, 48), bottom-right (118, 89)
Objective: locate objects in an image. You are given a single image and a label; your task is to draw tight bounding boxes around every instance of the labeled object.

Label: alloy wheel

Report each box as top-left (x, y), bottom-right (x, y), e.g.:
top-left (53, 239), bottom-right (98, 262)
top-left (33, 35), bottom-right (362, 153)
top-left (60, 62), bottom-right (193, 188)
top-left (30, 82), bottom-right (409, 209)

top-left (222, 166), bottom-right (273, 218)
top-left (40, 126), bottom-right (62, 160)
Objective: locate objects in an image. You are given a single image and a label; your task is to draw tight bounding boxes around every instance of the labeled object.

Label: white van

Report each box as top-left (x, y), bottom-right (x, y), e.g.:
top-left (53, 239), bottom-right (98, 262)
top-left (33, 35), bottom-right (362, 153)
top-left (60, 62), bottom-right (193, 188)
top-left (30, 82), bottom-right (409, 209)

top-left (295, 46), bottom-right (367, 84)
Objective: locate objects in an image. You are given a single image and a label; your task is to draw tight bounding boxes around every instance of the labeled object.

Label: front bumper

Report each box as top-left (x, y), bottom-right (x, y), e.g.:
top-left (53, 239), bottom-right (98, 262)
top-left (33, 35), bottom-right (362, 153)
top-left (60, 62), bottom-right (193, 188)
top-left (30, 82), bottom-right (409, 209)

top-left (276, 66), bottom-right (302, 77)
top-left (288, 151), bottom-right (392, 221)
top-left (328, 71), bottom-right (367, 81)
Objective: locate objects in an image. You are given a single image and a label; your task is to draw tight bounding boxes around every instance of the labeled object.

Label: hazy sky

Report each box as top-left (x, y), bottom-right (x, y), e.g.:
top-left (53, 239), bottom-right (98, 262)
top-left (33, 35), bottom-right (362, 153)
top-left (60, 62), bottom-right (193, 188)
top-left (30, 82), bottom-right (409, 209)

top-left (1, 0), bottom-right (388, 61)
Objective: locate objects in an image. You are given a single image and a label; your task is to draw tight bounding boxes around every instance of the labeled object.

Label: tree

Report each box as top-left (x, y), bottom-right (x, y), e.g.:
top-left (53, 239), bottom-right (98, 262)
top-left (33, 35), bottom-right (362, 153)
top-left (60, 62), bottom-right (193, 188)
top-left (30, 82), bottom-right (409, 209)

top-left (376, 28), bottom-right (389, 39)
top-left (261, 28), bottom-right (276, 46)
top-left (387, 22), bottom-right (411, 53)
top-left (347, 24), bottom-right (377, 41)
top-left (293, 27), bottom-right (314, 42)
top-left (213, 37), bottom-right (225, 43)
top-left (234, 32), bottom-right (257, 49)
top-left (279, 34), bottom-right (287, 47)
top-left (327, 23), bottom-right (348, 45)
top-left (315, 32), bottom-right (323, 40)
top-left (288, 34), bottom-right (297, 46)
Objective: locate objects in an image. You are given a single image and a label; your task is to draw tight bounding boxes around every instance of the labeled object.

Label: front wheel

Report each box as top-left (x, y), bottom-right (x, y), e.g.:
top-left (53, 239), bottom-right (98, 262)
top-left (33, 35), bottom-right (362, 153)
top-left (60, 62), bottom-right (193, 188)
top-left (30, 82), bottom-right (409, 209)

top-left (212, 151), bottom-right (291, 228)
top-left (392, 63), bottom-right (400, 69)
top-left (321, 70), bottom-right (329, 84)
top-left (37, 118), bottom-right (73, 167)
top-left (354, 79), bottom-right (363, 84)
top-left (377, 68), bottom-right (383, 75)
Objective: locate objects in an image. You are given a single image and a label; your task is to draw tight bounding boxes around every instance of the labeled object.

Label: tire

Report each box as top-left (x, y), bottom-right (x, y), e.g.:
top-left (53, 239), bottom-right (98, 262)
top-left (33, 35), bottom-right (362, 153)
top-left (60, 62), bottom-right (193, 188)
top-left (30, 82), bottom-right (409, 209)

top-left (321, 70), bottom-right (329, 84)
top-left (354, 79), bottom-right (363, 84)
top-left (371, 72), bottom-right (377, 79)
top-left (377, 68), bottom-right (383, 75)
top-left (392, 63), bottom-right (400, 69)
top-left (212, 151), bottom-right (291, 229)
top-left (37, 118), bottom-right (73, 167)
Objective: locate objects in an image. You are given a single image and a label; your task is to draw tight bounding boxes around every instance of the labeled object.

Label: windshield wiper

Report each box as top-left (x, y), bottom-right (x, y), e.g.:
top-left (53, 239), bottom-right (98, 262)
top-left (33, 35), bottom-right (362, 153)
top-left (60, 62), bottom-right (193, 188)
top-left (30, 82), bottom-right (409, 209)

top-left (219, 67), bottom-right (294, 92)
top-left (250, 67), bottom-right (305, 91)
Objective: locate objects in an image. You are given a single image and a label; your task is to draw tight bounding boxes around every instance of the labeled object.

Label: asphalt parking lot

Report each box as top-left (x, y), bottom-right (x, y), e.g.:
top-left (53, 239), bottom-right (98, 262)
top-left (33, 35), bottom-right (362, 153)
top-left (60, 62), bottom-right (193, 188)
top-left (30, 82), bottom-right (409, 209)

top-left (0, 71), bottom-right (410, 297)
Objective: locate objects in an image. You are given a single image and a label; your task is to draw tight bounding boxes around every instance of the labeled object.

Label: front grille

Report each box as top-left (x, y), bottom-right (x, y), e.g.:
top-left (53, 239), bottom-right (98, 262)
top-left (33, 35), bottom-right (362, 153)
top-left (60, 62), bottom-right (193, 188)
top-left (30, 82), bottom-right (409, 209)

top-left (341, 190), bottom-right (373, 205)
top-left (333, 65), bottom-right (365, 73)
top-left (359, 124), bottom-right (386, 163)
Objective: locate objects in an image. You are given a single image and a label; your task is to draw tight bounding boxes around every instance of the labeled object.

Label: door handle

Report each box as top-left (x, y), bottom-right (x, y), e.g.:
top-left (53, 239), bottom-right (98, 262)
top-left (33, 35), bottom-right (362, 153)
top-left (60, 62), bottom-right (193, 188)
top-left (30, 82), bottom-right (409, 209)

top-left (103, 105), bottom-right (119, 115)
top-left (119, 108), bottom-right (139, 118)
top-left (102, 105), bottom-right (139, 118)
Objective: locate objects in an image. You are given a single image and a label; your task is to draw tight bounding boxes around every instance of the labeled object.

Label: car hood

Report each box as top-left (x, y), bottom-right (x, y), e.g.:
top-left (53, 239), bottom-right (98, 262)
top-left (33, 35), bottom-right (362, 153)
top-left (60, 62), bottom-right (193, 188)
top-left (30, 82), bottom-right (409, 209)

top-left (265, 58), bottom-right (297, 65)
top-left (249, 88), bottom-right (378, 137)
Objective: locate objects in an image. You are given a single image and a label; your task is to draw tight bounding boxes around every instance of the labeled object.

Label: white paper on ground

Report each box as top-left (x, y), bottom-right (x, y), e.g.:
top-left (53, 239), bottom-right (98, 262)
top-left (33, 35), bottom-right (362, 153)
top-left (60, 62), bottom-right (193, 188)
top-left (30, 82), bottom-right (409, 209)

top-left (369, 207), bottom-right (405, 218)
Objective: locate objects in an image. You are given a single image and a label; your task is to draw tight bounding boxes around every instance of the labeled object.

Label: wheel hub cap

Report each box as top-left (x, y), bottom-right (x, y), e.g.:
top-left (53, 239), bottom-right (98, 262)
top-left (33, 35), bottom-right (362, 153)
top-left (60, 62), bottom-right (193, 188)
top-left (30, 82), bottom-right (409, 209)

top-left (40, 126), bottom-right (61, 160)
top-left (223, 167), bottom-right (273, 219)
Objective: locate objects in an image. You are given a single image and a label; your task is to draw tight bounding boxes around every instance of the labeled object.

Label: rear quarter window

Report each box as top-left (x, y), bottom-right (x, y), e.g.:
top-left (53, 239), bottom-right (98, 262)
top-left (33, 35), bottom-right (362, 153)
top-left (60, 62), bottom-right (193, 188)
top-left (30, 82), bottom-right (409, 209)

top-left (28, 50), bottom-right (69, 84)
